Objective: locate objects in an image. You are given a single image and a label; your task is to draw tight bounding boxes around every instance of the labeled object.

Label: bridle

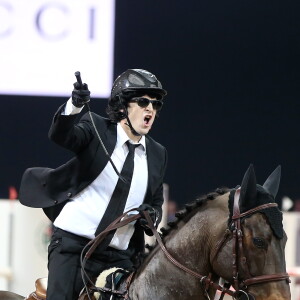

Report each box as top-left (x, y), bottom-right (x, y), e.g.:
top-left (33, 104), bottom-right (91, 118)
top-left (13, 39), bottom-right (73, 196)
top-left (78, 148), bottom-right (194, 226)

top-left (227, 188), bottom-right (290, 299)
top-left (143, 188), bottom-right (290, 300)
top-left (80, 189), bottom-right (290, 300)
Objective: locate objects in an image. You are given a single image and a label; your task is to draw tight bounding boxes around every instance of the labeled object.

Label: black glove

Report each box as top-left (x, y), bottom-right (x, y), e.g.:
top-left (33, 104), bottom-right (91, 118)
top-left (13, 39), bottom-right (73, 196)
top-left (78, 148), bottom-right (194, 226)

top-left (137, 204), bottom-right (158, 236)
top-left (72, 82), bottom-right (90, 108)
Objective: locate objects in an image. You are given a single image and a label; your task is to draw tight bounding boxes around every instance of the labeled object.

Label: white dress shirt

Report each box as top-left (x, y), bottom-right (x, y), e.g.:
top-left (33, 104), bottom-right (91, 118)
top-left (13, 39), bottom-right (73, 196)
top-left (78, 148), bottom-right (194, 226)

top-left (54, 99), bottom-right (148, 250)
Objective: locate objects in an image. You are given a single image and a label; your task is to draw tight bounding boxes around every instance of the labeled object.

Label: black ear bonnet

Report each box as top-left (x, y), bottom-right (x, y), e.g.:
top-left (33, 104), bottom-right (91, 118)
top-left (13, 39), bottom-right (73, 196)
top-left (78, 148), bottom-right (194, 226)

top-left (228, 165), bottom-right (284, 239)
top-left (228, 187), bottom-right (283, 239)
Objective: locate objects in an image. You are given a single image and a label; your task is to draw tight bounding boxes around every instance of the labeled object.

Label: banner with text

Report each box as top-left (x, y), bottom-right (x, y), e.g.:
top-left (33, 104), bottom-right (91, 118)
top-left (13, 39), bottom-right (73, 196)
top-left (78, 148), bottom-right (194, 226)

top-left (0, 0), bottom-right (115, 98)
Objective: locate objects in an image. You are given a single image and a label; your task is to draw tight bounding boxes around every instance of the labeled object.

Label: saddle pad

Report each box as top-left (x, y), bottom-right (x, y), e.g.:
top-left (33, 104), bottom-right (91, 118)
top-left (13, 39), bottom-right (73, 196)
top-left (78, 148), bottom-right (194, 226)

top-left (94, 268), bottom-right (124, 300)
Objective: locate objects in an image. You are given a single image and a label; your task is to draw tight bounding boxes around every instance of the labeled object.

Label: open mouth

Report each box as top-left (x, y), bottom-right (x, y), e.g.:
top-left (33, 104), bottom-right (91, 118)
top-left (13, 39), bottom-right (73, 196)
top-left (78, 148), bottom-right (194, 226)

top-left (144, 115), bottom-right (152, 126)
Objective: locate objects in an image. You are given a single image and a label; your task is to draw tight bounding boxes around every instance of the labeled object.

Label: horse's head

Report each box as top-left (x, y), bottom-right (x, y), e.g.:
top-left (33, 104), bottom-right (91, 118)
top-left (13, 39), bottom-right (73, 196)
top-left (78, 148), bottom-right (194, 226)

top-left (213, 165), bottom-right (291, 300)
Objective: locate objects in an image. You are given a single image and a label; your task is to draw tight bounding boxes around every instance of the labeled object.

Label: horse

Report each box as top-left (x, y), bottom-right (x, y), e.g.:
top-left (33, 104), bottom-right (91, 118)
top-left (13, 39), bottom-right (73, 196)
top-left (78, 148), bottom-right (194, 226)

top-left (0, 292), bottom-right (23, 300)
top-left (0, 165), bottom-right (291, 299)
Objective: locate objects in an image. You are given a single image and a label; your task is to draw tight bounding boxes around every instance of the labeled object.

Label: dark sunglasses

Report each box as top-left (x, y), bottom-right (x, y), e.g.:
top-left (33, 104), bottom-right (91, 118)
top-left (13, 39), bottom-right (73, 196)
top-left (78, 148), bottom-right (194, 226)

top-left (129, 97), bottom-right (163, 111)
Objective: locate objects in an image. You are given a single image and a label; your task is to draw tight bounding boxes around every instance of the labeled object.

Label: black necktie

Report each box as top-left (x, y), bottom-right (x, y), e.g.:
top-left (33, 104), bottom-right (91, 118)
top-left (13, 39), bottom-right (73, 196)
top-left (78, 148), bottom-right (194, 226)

top-left (95, 141), bottom-right (139, 240)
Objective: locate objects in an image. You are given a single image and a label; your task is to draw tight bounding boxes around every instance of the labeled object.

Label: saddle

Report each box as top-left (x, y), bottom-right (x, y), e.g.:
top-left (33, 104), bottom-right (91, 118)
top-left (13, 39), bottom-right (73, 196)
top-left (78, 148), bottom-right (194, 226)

top-left (23, 277), bottom-right (97, 300)
top-left (24, 269), bottom-right (131, 300)
top-left (96, 268), bottom-right (131, 300)
top-left (25, 278), bottom-right (47, 300)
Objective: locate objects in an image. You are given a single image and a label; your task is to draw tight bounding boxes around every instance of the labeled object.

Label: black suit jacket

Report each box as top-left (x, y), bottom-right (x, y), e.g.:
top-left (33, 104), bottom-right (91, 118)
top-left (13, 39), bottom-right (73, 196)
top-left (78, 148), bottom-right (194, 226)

top-left (19, 105), bottom-right (168, 226)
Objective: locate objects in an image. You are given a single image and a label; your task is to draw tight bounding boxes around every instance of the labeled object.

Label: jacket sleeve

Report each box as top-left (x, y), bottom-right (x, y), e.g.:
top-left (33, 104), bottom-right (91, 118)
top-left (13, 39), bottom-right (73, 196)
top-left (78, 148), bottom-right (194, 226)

top-left (48, 104), bottom-right (94, 153)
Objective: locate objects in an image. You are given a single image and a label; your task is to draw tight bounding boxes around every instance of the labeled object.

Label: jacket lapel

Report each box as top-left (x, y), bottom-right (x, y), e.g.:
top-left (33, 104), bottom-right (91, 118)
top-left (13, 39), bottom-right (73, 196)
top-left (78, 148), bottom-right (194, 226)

top-left (104, 122), bottom-right (117, 157)
top-left (93, 121), bottom-right (117, 175)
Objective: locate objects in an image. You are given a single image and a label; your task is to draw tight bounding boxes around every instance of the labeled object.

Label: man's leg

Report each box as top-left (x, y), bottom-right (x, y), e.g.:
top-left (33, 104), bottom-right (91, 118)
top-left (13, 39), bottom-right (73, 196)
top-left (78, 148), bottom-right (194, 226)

top-left (46, 228), bottom-right (109, 300)
top-left (46, 233), bottom-right (84, 300)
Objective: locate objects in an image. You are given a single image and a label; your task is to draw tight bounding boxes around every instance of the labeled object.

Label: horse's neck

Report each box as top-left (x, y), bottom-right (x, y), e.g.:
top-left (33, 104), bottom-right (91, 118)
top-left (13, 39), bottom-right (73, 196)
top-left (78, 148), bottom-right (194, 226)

top-left (129, 194), bottom-right (230, 299)
top-left (163, 195), bottom-right (229, 274)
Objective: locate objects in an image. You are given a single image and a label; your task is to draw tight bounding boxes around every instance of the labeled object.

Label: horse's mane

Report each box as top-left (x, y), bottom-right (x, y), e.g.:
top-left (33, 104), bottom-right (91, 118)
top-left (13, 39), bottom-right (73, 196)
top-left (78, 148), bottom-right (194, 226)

top-left (159, 187), bottom-right (230, 238)
top-left (134, 187), bottom-right (231, 274)
top-left (141, 187), bottom-right (231, 259)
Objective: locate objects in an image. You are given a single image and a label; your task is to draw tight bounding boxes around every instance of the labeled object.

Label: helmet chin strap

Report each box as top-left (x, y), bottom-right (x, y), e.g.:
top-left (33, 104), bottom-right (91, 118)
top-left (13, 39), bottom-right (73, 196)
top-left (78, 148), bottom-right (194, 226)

top-left (123, 105), bottom-right (142, 137)
top-left (118, 95), bottom-right (142, 137)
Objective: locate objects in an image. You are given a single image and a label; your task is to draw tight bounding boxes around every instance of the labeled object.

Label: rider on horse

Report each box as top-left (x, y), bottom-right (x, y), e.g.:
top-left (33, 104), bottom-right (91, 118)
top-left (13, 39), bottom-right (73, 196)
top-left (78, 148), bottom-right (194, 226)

top-left (19, 69), bottom-right (168, 300)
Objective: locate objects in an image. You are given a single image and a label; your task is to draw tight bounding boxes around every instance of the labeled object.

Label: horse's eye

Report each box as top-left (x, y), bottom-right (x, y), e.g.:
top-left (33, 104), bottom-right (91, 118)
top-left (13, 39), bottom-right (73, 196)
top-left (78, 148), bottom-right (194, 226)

top-left (253, 237), bottom-right (267, 249)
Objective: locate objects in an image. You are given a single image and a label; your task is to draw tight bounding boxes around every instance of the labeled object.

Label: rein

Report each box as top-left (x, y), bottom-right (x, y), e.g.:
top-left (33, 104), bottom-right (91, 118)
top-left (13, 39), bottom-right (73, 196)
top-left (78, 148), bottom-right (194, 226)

top-left (142, 212), bottom-right (236, 298)
top-left (80, 209), bottom-right (142, 299)
top-left (80, 209), bottom-right (235, 299)
top-left (80, 191), bottom-right (290, 299)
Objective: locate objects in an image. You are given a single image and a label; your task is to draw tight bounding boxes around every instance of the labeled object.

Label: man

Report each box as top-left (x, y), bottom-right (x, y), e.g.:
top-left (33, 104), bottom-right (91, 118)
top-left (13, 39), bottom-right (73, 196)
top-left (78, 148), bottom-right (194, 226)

top-left (19, 69), bottom-right (168, 300)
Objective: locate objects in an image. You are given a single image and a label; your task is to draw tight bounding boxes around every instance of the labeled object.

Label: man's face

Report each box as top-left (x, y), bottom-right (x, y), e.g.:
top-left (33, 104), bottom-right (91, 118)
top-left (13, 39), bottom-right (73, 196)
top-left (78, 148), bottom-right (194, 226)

top-left (121, 94), bottom-right (159, 140)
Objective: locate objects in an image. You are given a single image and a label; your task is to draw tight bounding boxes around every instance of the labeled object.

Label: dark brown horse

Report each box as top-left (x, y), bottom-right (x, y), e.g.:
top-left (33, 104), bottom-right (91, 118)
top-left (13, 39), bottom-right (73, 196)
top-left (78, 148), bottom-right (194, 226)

top-left (0, 165), bottom-right (291, 299)
top-left (127, 165), bottom-right (290, 299)
top-left (0, 292), bottom-right (23, 300)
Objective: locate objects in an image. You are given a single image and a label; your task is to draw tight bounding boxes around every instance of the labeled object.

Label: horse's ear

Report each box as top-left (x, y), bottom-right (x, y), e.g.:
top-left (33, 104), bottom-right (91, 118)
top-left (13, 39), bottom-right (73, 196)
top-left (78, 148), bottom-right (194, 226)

top-left (262, 165), bottom-right (281, 199)
top-left (240, 164), bottom-right (257, 211)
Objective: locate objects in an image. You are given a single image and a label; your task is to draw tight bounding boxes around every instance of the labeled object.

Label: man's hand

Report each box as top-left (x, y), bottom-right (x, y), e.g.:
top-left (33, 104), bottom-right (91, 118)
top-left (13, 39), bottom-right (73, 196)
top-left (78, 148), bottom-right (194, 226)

top-left (137, 204), bottom-right (158, 236)
top-left (72, 82), bottom-right (90, 108)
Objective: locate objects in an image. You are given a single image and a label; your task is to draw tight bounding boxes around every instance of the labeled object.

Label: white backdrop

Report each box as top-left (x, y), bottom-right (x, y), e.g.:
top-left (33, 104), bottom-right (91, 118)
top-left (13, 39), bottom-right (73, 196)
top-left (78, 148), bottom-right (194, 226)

top-left (283, 212), bottom-right (300, 300)
top-left (0, 0), bottom-right (115, 98)
top-left (0, 200), bottom-right (50, 296)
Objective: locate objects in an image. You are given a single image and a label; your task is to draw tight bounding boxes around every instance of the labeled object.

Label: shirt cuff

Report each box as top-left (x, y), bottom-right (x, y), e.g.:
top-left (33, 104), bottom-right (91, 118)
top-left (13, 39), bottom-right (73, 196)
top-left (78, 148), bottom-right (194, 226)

top-left (61, 98), bottom-right (84, 115)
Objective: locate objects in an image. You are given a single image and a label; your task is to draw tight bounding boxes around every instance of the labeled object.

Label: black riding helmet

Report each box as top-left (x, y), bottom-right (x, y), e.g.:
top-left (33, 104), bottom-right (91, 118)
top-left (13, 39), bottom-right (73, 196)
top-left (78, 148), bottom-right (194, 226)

top-left (110, 69), bottom-right (167, 101)
top-left (107, 69), bottom-right (167, 133)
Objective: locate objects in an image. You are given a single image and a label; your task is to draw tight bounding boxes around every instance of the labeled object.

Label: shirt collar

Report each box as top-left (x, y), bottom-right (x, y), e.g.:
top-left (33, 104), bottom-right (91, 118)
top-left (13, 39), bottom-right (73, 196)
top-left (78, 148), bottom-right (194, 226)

top-left (117, 123), bottom-right (146, 151)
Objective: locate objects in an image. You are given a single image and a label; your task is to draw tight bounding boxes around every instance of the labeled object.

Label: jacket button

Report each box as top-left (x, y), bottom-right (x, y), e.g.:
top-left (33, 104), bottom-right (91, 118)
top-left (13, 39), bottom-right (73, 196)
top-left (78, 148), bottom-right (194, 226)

top-left (54, 200), bottom-right (58, 204)
top-left (67, 192), bottom-right (72, 197)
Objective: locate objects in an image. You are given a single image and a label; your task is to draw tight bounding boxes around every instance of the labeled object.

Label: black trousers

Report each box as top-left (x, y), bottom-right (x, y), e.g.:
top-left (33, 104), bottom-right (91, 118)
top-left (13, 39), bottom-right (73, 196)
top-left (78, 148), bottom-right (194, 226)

top-left (46, 227), bottom-right (135, 300)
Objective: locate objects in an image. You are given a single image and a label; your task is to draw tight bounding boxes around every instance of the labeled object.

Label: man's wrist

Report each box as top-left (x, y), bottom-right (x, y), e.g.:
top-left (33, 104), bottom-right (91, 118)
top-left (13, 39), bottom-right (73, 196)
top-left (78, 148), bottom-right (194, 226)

top-left (62, 98), bottom-right (84, 115)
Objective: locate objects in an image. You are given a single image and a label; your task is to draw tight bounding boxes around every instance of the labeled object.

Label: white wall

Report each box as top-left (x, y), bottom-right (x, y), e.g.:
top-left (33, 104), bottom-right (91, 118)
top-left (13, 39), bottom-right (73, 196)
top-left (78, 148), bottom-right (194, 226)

top-left (0, 200), bottom-right (50, 296)
top-left (284, 212), bottom-right (300, 300)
